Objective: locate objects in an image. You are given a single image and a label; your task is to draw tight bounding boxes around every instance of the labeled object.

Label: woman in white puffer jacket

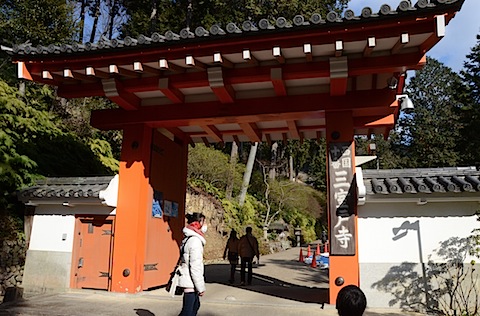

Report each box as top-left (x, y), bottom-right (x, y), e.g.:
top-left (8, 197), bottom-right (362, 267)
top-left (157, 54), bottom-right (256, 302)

top-left (178, 212), bottom-right (207, 316)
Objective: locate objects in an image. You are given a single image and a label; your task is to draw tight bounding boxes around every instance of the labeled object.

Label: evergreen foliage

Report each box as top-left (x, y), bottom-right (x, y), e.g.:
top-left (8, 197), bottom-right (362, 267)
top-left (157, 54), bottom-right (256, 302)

top-left (120, 0), bottom-right (349, 37)
top-left (457, 34), bottom-right (480, 166)
top-left (0, 0), bottom-right (78, 46)
top-left (392, 57), bottom-right (462, 168)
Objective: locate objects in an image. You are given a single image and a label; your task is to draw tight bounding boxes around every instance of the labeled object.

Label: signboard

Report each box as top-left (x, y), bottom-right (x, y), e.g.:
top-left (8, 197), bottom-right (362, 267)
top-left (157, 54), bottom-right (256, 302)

top-left (164, 200), bottom-right (172, 217)
top-left (328, 142), bottom-right (356, 255)
top-left (152, 191), bottom-right (163, 218)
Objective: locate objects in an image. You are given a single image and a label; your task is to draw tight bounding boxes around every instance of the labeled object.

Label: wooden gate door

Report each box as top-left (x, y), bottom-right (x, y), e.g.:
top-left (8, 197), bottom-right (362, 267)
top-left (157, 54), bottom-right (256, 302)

top-left (72, 216), bottom-right (114, 290)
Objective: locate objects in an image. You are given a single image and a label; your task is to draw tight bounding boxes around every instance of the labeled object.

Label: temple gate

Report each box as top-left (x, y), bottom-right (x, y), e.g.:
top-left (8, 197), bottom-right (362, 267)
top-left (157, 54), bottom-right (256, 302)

top-left (3, 0), bottom-right (464, 303)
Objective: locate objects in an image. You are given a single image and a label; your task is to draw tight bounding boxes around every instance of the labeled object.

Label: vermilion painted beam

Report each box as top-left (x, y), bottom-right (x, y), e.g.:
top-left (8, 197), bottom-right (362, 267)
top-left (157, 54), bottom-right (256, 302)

top-left (348, 52), bottom-right (425, 76)
top-left (159, 78), bottom-right (184, 104)
top-left (165, 127), bottom-right (192, 145)
top-left (238, 123), bottom-right (262, 143)
top-left (52, 52), bottom-right (424, 99)
top-left (211, 85), bottom-right (235, 103)
top-left (353, 114), bottom-right (395, 128)
top-left (207, 67), bottom-right (235, 103)
top-left (271, 68), bottom-right (287, 96)
top-left (102, 78), bottom-right (141, 111)
top-left (185, 112), bottom-right (395, 140)
top-left (330, 78), bottom-right (348, 96)
top-left (17, 62), bottom-right (33, 80)
top-left (91, 90), bottom-right (396, 130)
top-left (200, 125), bottom-right (223, 143)
top-left (287, 120), bottom-right (300, 139)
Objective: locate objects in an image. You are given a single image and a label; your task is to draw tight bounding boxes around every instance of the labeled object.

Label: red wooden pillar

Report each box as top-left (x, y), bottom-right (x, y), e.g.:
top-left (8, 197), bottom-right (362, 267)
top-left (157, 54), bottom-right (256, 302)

top-left (111, 124), bottom-right (153, 293)
top-left (325, 110), bottom-right (360, 304)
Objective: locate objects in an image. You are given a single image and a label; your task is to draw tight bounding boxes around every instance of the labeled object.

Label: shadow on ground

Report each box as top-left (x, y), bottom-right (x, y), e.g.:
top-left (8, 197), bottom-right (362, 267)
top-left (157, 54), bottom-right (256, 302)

top-left (205, 259), bottom-right (329, 306)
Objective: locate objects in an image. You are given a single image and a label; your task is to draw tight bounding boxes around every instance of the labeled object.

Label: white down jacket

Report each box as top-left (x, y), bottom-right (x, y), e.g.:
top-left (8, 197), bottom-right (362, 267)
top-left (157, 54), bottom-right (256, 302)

top-left (177, 227), bottom-right (206, 293)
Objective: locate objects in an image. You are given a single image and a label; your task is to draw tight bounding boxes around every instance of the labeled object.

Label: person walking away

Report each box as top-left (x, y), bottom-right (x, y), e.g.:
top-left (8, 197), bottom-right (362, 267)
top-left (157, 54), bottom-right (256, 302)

top-left (238, 226), bottom-right (260, 285)
top-left (336, 284), bottom-right (367, 316)
top-left (178, 213), bottom-right (208, 316)
top-left (223, 230), bottom-right (240, 283)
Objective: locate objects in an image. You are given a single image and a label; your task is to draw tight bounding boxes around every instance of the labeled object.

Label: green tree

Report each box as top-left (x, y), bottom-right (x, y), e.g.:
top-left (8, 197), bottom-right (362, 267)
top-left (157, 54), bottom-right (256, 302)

top-left (188, 144), bottom-right (244, 196)
top-left (121, 0), bottom-right (350, 37)
top-left (390, 57), bottom-right (462, 168)
top-left (0, 0), bottom-right (78, 46)
top-left (457, 34), bottom-right (480, 166)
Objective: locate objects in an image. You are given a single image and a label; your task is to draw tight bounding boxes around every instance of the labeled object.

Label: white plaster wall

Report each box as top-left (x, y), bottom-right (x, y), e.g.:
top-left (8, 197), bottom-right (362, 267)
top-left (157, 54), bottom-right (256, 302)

top-left (358, 200), bottom-right (480, 308)
top-left (28, 204), bottom-right (115, 253)
top-left (358, 201), bottom-right (479, 264)
top-left (28, 215), bottom-right (75, 252)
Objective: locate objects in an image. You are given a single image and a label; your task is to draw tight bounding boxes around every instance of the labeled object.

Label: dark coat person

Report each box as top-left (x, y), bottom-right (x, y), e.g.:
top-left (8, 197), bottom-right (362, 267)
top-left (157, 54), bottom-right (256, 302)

top-left (238, 227), bottom-right (260, 285)
top-left (223, 230), bottom-right (240, 283)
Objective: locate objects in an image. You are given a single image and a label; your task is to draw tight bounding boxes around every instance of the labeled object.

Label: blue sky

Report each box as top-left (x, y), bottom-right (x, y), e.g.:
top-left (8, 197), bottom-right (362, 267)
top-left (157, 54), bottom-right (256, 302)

top-left (347, 0), bottom-right (480, 73)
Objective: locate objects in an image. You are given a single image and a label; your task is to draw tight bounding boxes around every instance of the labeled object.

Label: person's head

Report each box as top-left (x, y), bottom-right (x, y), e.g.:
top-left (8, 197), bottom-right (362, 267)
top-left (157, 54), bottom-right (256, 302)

top-left (336, 285), bottom-right (367, 316)
top-left (245, 226), bottom-right (252, 234)
top-left (186, 212), bottom-right (206, 226)
top-left (230, 230), bottom-right (237, 239)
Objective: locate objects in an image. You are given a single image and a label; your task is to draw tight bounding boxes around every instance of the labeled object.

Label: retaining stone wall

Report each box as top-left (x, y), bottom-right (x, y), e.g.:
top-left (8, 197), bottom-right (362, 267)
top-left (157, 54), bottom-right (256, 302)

top-left (0, 239), bottom-right (26, 303)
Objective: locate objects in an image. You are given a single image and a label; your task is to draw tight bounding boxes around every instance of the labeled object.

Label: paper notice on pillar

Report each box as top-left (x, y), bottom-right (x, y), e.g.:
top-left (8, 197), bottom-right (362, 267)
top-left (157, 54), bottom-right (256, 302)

top-left (328, 142), bottom-right (356, 256)
top-left (171, 202), bottom-right (179, 218)
top-left (152, 190), bottom-right (163, 218)
top-left (164, 200), bottom-right (172, 217)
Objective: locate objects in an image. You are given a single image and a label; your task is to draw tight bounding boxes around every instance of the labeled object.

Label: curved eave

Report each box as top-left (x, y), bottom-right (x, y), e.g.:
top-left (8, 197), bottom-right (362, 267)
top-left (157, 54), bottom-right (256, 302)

top-left (4, 0), bottom-right (465, 144)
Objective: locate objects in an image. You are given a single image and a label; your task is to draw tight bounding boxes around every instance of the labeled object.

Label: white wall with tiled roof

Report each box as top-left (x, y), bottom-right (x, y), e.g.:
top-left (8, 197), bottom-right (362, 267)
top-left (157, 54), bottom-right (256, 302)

top-left (358, 199), bottom-right (480, 308)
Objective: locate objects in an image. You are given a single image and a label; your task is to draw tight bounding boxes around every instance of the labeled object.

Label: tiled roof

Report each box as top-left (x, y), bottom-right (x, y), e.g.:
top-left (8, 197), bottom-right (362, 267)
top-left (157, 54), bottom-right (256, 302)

top-left (362, 167), bottom-right (480, 195)
top-left (4, 0), bottom-right (464, 56)
top-left (17, 176), bottom-right (115, 201)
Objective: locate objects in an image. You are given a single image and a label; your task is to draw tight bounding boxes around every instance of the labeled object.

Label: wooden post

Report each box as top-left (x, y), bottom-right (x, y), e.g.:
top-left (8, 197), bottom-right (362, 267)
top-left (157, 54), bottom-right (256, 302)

top-left (325, 110), bottom-right (359, 304)
top-left (110, 124), bottom-right (153, 293)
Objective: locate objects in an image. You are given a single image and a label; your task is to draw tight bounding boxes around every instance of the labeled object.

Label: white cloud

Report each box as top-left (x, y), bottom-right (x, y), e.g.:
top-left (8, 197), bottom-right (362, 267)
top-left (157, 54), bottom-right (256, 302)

top-left (346, 0), bottom-right (480, 72)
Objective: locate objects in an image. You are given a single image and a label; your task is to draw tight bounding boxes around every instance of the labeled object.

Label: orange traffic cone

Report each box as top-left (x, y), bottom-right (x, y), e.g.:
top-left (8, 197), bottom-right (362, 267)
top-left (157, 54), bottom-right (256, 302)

top-left (311, 250), bottom-right (317, 268)
top-left (316, 243), bottom-right (320, 255)
top-left (298, 248), bottom-right (304, 263)
top-left (307, 245), bottom-right (312, 257)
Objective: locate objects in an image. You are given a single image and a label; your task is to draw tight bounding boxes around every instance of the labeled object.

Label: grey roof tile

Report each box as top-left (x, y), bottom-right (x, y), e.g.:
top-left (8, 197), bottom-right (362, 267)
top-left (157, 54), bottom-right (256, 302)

top-left (363, 167), bottom-right (480, 196)
top-left (2, 1), bottom-right (464, 57)
top-left (17, 176), bottom-right (115, 201)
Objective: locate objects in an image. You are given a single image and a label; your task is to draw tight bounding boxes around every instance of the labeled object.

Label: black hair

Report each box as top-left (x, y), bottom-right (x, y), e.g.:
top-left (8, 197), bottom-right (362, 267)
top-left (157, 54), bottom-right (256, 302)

top-left (245, 226), bottom-right (252, 233)
top-left (186, 212), bottom-right (205, 224)
top-left (336, 285), bottom-right (367, 316)
top-left (229, 230), bottom-right (237, 238)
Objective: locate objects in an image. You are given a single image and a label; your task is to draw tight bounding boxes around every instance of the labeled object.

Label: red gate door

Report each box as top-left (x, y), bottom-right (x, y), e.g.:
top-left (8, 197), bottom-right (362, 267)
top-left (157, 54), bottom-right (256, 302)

top-left (74, 217), bottom-right (113, 290)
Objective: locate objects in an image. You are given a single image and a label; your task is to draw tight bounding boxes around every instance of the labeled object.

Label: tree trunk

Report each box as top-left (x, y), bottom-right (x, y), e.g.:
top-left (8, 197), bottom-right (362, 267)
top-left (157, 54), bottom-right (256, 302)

top-left (225, 141), bottom-right (238, 199)
top-left (289, 155), bottom-right (294, 181)
top-left (79, 0), bottom-right (87, 43)
top-left (107, 0), bottom-right (116, 40)
top-left (269, 142), bottom-right (278, 180)
top-left (238, 142), bottom-right (258, 207)
top-left (150, 0), bottom-right (158, 33)
top-left (89, 0), bottom-right (101, 43)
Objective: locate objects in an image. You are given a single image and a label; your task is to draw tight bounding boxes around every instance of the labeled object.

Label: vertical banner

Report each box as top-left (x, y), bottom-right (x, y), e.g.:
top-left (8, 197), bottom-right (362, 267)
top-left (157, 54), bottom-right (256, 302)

top-left (328, 142), bottom-right (356, 255)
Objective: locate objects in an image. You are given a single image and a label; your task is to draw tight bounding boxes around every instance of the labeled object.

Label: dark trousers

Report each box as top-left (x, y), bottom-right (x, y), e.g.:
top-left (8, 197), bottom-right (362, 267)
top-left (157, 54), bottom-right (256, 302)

top-left (229, 263), bottom-right (237, 282)
top-left (179, 292), bottom-right (200, 316)
top-left (240, 256), bottom-right (253, 284)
